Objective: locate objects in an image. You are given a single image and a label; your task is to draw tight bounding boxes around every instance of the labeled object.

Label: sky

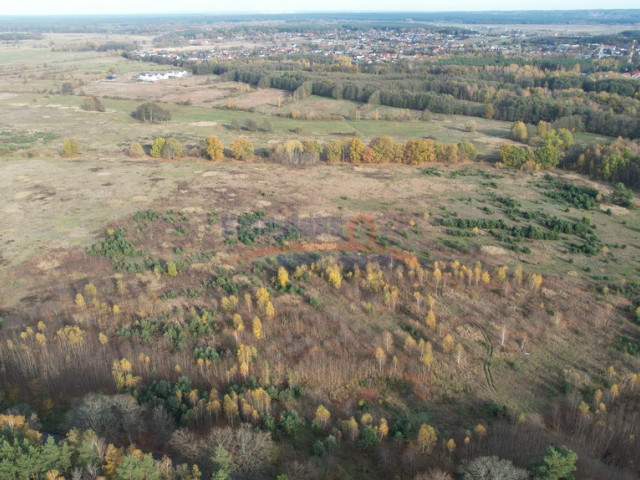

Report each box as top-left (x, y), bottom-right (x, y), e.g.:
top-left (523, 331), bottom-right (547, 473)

top-left (0, 0), bottom-right (638, 16)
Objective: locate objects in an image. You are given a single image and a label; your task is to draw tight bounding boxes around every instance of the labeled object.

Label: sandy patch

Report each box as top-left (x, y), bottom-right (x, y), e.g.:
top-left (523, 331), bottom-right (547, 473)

top-left (190, 121), bottom-right (218, 127)
top-left (37, 259), bottom-right (60, 271)
top-left (480, 245), bottom-right (509, 256)
top-left (69, 228), bottom-right (89, 239)
top-left (0, 93), bottom-right (17, 101)
top-left (599, 204), bottom-right (629, 215)
top-left (183, 207), bottom-right (204, 214)
top-left (202, 171), bottom-right (218, 177)
top-left (14, 191), bottom-right (31, 200)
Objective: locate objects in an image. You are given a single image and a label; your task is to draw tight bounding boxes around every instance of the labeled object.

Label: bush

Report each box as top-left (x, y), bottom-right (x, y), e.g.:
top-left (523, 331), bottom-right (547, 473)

top-left (150, 137), bottom-right (166, 158)
top-left (60, 138), bottom-right (81, 158)
top-left (458, 141), bottom-right (478, 162)
top-left (206, 136), bottom-right (224, 160)
top-left (132, 102), bottom-right (171, 123)
top-left (230, 138), bottom-right (254, 161)
top-left (510, 121), bottom-right (528, 142)
top-left (612, 182), bottom-right (634, 208)
top-left (244, 118), bottom-right (259, 132)
top-left (464, 120), bottom-right (477, 133)
top-left (162, 138), bottom-right (183, 159)
top-left (459, 456), bottom-right (528, 480)
top-left (128, 142), bottom-right (145, 158)
top-left (81, 95), bottom-right (105, 112)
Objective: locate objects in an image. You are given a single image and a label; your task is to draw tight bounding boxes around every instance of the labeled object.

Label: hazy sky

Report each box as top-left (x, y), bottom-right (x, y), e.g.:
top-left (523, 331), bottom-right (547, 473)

top-left (1, 0), bottom-right (638, 15)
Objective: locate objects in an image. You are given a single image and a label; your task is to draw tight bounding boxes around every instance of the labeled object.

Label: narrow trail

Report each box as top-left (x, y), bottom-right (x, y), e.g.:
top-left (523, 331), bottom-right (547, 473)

top-left (475, 322), bottom-right (497, 393)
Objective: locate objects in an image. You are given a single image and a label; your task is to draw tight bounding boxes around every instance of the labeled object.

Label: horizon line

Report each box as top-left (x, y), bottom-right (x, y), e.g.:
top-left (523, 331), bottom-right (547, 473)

top-left (2, 8), bottom-right (640, 17)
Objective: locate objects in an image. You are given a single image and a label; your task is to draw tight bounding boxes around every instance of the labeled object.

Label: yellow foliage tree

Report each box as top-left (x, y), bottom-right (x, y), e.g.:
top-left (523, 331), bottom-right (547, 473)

top-left (223, 393), bottom-right (239, 426)
top-left (75, 293), bottom-right (86, 309)
top-left (421, 343), bottom-right (433, 372)
top-left (442, 333), bottom-right (454, 354)
top-left (103, 443), bottom-right (124, 479)
top-left (446, 438), bottom-right (456, 458)
top-left (426, 309), bottom-right (436, 330)
top-left (417, 424), bottom-right (437, 453)
top-left (375, 347), bottom-right (386, 371)
top-left (84, 283), bottom-right (97, 297)
top-left (253, 316), bottom-right (263, 340)
top-left (314, 405), bottom-right (331, 429)
top-left (326, 264), bottom-right (343, 289)
top-left (256, 287), bottom-right (270, 312)
top-left (474, 424), bottom-right (487, 438)
top-left (377, 418), bottom-right (389, 439)
top-left (277, 267), bottom-right (289, 288)
top-left (111, 357), bottom-right (141, 390)
top-left (265, 301), bottom-right (275, 319)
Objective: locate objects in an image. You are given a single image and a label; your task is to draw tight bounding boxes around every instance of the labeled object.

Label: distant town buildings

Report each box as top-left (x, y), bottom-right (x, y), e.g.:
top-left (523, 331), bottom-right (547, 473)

top-left (138, 70), bottom-right (189, 82)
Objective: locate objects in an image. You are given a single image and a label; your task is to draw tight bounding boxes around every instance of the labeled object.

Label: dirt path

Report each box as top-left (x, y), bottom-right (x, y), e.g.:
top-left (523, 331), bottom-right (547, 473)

top-left (476, 322), bottom-right (497, 393)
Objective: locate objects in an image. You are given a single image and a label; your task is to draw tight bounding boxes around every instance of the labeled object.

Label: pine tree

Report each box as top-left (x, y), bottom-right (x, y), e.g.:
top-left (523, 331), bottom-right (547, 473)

top-left (211, 444), bottom-right (232, 480)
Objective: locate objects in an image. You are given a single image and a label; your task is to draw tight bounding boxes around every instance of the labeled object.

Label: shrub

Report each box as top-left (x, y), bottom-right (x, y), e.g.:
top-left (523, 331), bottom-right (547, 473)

top-left (458, 141), bottom-right (478, 162)
top-left (612, 182), bottom-right (634, 208)
top-left (230, 138), bottom-right (254, 161)
top-left (464, 120), bottom-right (477, 133)
top-left (510, 121), bottom-right (528, 142)
top-left (244, 118), bottom-right (259, 132)
top-left (459, 456), bottom-right (528, 480)
top-left (128, 142), bottom-right (145, 158)
top-left (132, 102), bottom-right (171, 123)
top-left (150, 138), bottom-right (166, 158)
top-left (60, 138), bottom-right (81, 158)
top-left (206, 136), bottom-right (224, 160)
top-left (81, 95), bottom-right (105, 112)
top-left (161, 138), bottom-right (183, 159)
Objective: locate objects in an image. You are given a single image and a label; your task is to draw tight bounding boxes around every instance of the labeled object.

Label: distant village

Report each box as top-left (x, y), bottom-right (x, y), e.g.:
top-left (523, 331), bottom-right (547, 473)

top-left (137, 70), bottom-right (189, 82)
top-left (124, 27), bottom-right (640, 73)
